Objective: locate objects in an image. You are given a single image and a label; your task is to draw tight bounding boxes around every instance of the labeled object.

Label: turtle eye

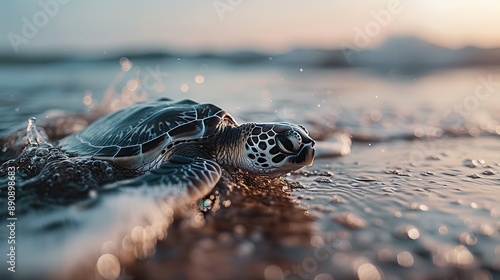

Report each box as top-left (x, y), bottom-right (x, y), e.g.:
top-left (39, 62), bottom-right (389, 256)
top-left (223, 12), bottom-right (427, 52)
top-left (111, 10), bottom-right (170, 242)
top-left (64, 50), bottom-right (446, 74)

top-left (276, 132), bottom-right (301, 154)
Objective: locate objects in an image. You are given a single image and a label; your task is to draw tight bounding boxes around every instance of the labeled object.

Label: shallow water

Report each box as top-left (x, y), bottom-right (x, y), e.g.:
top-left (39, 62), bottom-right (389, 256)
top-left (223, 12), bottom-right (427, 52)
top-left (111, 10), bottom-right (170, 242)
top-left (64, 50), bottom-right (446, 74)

top-left (292, 137), bottom-right (500, 279)
top-left (0, 58), bottom-right (499, 279)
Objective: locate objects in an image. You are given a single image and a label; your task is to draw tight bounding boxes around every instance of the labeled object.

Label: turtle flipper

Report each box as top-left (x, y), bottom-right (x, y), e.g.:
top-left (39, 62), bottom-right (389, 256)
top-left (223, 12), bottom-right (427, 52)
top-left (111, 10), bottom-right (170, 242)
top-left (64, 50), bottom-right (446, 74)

top-left (105, 155), bottom-right (221, 201)
top-left (15, 156), bottom-right (221, 271)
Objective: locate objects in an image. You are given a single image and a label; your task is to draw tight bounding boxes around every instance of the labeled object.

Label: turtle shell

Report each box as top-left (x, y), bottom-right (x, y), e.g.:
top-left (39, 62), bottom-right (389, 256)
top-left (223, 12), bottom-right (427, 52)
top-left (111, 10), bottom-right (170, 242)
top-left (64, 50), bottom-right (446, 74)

top-left (59, 99), bottom-right (235, 170)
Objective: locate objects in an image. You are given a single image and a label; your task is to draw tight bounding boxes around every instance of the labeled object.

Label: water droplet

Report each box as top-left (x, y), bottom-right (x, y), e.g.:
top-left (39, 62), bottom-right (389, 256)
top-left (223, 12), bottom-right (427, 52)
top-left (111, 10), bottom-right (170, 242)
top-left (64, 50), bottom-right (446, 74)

top-left (194, 74), bottom-right (205, 84)
top-left (119, 57), bottom-right (131, 71)
top-left (35, 147), bottom-right (49, 157)
top-left (432, 245), bottom-right (474, 267)
top-left (310, 235), bottom-right (324, 247)
top-left (397, 251), bottom-right (414, 267)
top-left (234, 224), bottom-right (246, 236)
top-left (126, 79), bottom-right (138, 91)
top-left (459, 232), bottom-right (477, 245)
top-left (180, 84), bottom-right (189, 92)
top-left (222, 200), bottom-right (231, 207)
top-left (394, 224), bottom-right (420, 240)
top-left (26, 117), bottom-right (47, 145)
top-left (88, 190), bottom-right (98, 199)
top-left (439, 225), bottom-right (449, 235)
top-left (236, 241), bottom-right (255, 256)
top-left (131, 226), bottom-right (145, 243)
top-left (83, 93), bottom-right (93, 106)
top-left (105, 167), bottom-right (114, 178)
top-left (52, 173), bottom-right (61, 182)
top-left (199, 198), bottom-right (213, 212)
top-left (409, 203), bottom-right (429, 211)
top-left (314, 273), bottom-right (333, 280)
top-left (333, 213), bottom-right (366, 229)
top-left (264, 264), bottom-right (283, 280)
top-left (96, 254), bottom-right (121, 280)
top-left (414, 128), bottom-right (425, 138)
top-left (101, 241), bottom-right (118, 256)
top-left (443, 246), bottom-right (475, 267)
top-left (478, 224), bottom-right (495, 236)
top-left (377, 248), bottom-right (394, 262)
top-left (357, 263), bottom-right (382, 280)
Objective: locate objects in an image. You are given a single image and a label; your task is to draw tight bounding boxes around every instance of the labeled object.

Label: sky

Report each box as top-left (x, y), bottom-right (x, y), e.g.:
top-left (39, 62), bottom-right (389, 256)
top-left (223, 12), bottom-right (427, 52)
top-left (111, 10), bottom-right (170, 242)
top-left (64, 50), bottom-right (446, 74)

top-left (1, 0), bottom-right (500, 55)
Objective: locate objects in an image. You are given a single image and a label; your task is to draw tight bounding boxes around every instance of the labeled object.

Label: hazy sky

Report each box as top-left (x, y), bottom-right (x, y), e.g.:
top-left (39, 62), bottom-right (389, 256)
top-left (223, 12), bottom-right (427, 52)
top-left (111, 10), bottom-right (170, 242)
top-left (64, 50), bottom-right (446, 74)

top-left (1, 0), bottom-right (500, 55)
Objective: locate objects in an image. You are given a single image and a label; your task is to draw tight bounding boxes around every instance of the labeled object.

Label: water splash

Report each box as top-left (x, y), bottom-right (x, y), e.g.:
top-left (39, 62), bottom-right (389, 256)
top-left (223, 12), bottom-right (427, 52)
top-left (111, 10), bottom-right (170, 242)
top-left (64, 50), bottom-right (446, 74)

top-left (26, 117), bottom-right (48, 146)
top-left (96, 60), bottom-right (148, 113)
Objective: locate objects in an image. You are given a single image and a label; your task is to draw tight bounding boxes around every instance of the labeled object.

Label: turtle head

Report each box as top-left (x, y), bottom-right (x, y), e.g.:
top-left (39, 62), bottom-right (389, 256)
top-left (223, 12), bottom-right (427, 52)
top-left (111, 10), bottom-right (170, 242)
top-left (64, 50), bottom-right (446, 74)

top-left (237, 122), bottom-right (315, 176)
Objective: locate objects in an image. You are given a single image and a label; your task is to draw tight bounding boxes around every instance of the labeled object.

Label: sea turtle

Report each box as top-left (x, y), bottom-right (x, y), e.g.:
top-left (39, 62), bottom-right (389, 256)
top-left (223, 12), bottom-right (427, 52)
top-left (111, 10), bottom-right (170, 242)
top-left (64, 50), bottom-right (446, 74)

top-left (50, 98), bottom-right (316, 201)
top-left (0, 98), bottom-right (316, 275)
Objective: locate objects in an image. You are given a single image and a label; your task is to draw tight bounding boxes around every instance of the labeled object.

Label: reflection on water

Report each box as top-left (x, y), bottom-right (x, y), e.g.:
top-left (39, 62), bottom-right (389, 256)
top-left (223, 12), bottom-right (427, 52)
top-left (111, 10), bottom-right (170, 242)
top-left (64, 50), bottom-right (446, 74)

top-left (292, 138), bottom-right (500, 279)
top-left (0, 58), bottom-right (499, 279)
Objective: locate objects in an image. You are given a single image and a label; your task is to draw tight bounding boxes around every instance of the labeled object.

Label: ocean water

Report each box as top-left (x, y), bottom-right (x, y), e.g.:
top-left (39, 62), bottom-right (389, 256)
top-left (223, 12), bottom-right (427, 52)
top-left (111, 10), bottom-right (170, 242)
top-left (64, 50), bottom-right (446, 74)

top-left (0, 56), bottom-right (499, 280)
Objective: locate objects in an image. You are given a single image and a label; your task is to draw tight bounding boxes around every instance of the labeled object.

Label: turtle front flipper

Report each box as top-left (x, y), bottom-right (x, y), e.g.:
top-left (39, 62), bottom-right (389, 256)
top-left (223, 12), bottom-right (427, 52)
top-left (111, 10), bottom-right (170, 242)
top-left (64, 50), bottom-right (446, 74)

top-left (106, 155), bottom-right (222, 202)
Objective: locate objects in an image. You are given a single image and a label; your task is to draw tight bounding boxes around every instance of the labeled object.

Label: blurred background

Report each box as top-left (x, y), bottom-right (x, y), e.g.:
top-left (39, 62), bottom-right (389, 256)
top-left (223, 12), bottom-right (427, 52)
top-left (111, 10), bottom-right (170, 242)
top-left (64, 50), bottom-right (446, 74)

top-left (1, 0), bottom-right (500, 138)
top-left (2, 0), bottom-right (500, 53)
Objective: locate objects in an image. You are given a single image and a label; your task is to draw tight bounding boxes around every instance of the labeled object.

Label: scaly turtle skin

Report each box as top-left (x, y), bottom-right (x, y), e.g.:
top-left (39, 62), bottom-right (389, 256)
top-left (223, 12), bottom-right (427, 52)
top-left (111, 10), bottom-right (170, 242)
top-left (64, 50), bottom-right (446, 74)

top-left (56, 98), bottom-right (315, 200)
